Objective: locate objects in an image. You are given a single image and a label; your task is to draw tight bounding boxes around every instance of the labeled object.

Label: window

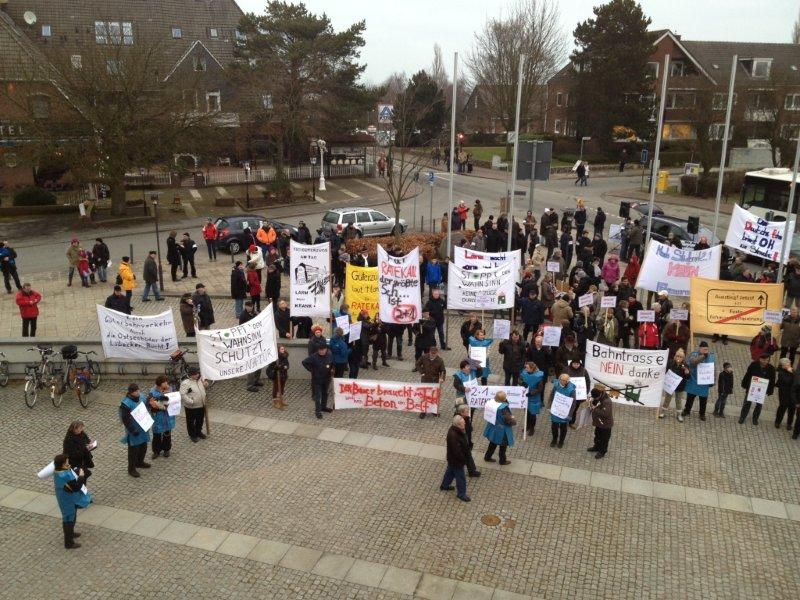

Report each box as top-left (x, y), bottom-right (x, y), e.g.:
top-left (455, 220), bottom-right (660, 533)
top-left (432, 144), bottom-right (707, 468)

top-left (70, 55), bottom-right (82, 70)
top-left (122, 22), bottom-right (133, 45)
top-left (781, 124), bottom-right (800, 140)
top-left (235, 29), bottom-right (247, 43)
top-left (355, 211), bottom-right (371, 224)
top-left (94, 21), bottom-right (107, 44)
top-left (322, 211), bottom-right (339, 224)
top-left (41, 25), bottom-right (51, 37)
top-left (567, 92), bottom-right (575, 107)
top-left (670, 61), bottom-right (685, 77)
top-left (713, 93), bottom-right (737, 110)
top-left (554, 119), bottom-right (561, 134)
top-left (95, 21), bottom-right (133, 45)
top-left (29, 95), bottom-right (50, 119)
top-left (206, 91), bottom-right (221, 112)
top-left (647, 61), bottom-right (659, 78)
top-left (667, 92), bottom-right (695, 109)
top-left (752, 58), bottom-right (772, 79)
top-left (565, 120), bottom-right (577, 137)
top-left (106, 60), bottom-right (122, 75)
top-left (785, 94), bottom-right (800, 110)
top-left (341, 213), bottom-right (355, 224)
top-left (193, 56), bottom-right (207, 72)
top-left (556, 92), bottom-right (563, 107)
top-left (172, 27), bottom-right (182, 39)
top-left (369, 211), bottom-right (388, 222)
top-left (708, 124), bottom-right (733, 140)
top-left (208, 27), bottom-right (219, 38)
top-left (261, 93), bottom-right (273, 109)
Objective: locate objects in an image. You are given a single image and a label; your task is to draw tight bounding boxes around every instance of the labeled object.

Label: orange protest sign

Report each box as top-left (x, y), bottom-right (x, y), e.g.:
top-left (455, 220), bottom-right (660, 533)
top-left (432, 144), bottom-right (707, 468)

top-left (689, 277), bottom-right (784, 337)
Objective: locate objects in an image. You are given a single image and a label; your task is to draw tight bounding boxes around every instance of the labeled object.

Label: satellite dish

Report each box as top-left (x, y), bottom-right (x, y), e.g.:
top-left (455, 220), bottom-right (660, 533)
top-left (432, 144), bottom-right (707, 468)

top-left (23, 11), bottom-right (37, 25)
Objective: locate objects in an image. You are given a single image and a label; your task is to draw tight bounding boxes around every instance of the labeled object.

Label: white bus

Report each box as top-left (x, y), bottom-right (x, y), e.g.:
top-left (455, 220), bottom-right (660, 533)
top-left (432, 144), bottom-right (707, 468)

top-left (741, 167), bottom-right (800, 256)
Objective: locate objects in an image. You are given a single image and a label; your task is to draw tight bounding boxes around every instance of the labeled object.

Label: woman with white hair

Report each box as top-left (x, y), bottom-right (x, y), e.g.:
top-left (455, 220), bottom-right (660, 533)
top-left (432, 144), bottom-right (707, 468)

top-left (483, 391), bottom-right (515, 465)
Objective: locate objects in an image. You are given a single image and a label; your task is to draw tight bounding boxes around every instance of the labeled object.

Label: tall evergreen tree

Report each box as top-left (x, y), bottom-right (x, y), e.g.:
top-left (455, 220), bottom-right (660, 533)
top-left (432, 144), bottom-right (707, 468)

top-left (394, 71), bottom-right (446, 146)
top-left (571, 0), bottom-right (655, 148)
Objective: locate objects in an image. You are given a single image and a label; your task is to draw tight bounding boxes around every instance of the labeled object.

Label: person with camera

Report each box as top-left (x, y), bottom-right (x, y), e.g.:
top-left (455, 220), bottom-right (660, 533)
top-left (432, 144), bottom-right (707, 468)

top-left (148, 375), bottom-right (176, 459)
top-left (587, 384), bottom-right (614, 459)
top-left (53, 453), bottom-right (92, 549)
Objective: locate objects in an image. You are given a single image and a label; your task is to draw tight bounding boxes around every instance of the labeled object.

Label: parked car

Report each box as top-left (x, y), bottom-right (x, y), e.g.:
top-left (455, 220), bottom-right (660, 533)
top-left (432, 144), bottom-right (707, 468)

top-left (214, 215), bottom-right (298, 254)
top-left (321, 208), bottom-right (406, 237)
top-left (646, 215), bottom-right (718, 250)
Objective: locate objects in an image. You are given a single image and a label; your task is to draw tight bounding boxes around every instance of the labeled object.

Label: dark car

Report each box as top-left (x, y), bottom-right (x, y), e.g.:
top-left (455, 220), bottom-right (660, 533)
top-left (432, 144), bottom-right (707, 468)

top-left (214, 215), bottom-right (298, 254)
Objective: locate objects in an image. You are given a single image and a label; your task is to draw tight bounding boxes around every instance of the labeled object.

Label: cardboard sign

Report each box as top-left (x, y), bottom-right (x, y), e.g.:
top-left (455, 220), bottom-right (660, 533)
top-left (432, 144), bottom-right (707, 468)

top-left (601, 295), bottom-right (617, 308)
top-left (542, 325), bottom-right (562, 347)
top-left (465, 386), bottom-right (526, 409)
top-left (290, 240), bottom-right (331, 317)
top-left (130, 401), bottom-right (154, 432)
top-left (669, 309), bottom-right (688, 321)
top-left (96, 306), bottom-right (178, 361)
top-left (637, 239), bottom-right (721, 297)
top-left (335, 315), bottom-right (351, 335)
top-left (546, 261), bottom-right (561, 273)
top-left (662, 369), bottom-right (683, 395)
top-left (764, 310), bottom-right (783, 325)
top-left (348, 321), bottom-right (362, 340)
top-left (484, 398), bottom-right (500, 425)
top-left (492, 319), bottom-right (511, 340)
top-left (637, 310), bottom-right (655, 323)
top-left (747, 376), bottom-right (769, 404)
top-left (696, 361), bottom-right (715, 386)
top-left (166, 392), bottom-right (182, 417)
top-left (570, 376), bottom-right (588, 400)
top-left (584, 341), bottom-right (669, 408)
top-left (550, 392), bottom-right (573, 420)
top-left (579, 293), bottom-right (594, 308)
top-left (689, 277), bottom-right (783, 338)
top-left (469, 345), bottom-right (487, 368)
top-left (378, 245), bottom-right (421, 324)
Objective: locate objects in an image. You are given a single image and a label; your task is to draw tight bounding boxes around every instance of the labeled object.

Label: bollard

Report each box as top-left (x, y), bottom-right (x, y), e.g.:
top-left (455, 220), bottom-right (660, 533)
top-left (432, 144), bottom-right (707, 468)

top-left (129, 243), bottom-right (134, 263)
top-left (420, 216), bottom-right (424, 233)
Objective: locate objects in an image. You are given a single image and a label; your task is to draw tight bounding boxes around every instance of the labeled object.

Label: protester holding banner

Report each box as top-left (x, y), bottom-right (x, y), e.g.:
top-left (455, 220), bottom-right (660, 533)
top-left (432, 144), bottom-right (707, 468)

top-left (566, 358), bottom-right (590, 428)
top-left (453, 360), bottom-right (476, 406)
top-left (119, 383), bottom-right (151, 478)
top-left (499, 332), bottom-right (526, 386)
top-left (739, 354), bottom-right (776, 426)
top-left (148, 376), bottom-right (176, 459)
top-left (588, 384), bottom-right (613, 459)
top-left (520, 362), bottom-right (545, 436)
top-left (460, 315), bottom-right (482, 350)
top-left (53, 453), bottom-right (92, 550)
top-left (62, 421), bottom-right (95, 482)
top-left (663, 318), bottom-right (690, 360)
top-left (660, 348), bottom-right (689, 420)
top-left (483, 391), bottom-right (515, 465)
top-left (682, 342), bottom-right (715, 421)
top-left (468, 330), bottom-right (494, 385)
top-left (548, 374), bottom-right (576, 448)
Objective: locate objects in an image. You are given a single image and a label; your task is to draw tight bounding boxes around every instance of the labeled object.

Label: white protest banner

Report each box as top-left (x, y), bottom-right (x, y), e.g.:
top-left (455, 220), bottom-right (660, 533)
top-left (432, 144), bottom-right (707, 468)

top-left (669, 309), bottom-right (689, 321)
top-left (579, 293), bottom-right (594, 308)
top-left (662, 370), bottom-right (683, 395)
top-left (335, 315), bottom-right (350, 335)
top-left (447, 262), bottom-right (516, 310)
top-left (37, 461), bottom-right (55, 479)
top-left (570, 377), bottom-right (587, 400)
top-left (697, 361), bottom-right (715, 386)
top-left (349, 321), bottom-right (362, 340)
top-left (453, 246), bottom-right (522, 281)
top-left (584, 341), bottom-right (668, 408)
top-left (764, 310), bottom-right (784, 324)
top-left (550, 392), bottom-right (573, 420)
top-left (378, 245), bottom-right (421, 325)
top-left (465, 385), bottom-right (526, 409)
top-left (333, 379), bottom-right (440, 414)
top-left (492, 319), bottom-right (511, 340)
top-left (637, 310), bottom-right (655, 322)
top-left (542, 325), bottom-right (562, 347)
top-left (196, 306), bottom-right (278, 381)
top-left (637, 239), bottom-right (722, 297)
top-left (484, 398), bottom-right (500, 425)
top-left (601, 295), bottom-right (617, 308)
top-left (131, 401), bottom-right (154, 432)
top-left (290, 240), bottom-right (331, 317)
top-left (469, 345), bottom-right (487, 367)
top-left (725, 204), bottom-right (795, 263)
top-left (747, 376), bottom-right (769, 404)
top-left (96, 306), bottom-right (178, 361)
top-left (546, 261), bottom-right (560, 273)
top-left (166, 392), bottom-right (182, 417)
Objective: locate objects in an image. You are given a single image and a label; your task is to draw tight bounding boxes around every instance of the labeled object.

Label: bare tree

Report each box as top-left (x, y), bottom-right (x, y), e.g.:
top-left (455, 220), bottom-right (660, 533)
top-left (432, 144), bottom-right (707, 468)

top-left (381, 72), bottom-right (407, 103)
top-left (466, 0), bottom-right (565, 153)
top-left (793, 7), bottom-right (800, 43)
top-left (430, 44), bottom-right (449, 92)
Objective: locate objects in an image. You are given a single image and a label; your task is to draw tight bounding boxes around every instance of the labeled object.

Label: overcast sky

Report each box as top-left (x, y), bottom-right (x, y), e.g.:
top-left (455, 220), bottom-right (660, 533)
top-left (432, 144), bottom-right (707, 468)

top-left (237, 0), bottom-right (798, 84)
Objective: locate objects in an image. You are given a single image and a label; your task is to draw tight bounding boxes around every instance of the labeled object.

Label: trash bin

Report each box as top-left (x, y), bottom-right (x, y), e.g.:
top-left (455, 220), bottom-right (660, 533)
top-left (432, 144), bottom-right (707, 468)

top-left (657, 170), bottom-right (669, 193)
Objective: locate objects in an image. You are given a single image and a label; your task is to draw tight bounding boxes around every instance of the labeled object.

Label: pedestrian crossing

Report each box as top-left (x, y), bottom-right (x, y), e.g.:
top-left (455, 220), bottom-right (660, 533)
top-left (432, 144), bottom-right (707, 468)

top-left (215, 186), bottom-right (229, 197)
top-left (354, 179), bottom-right (385, 192)
top-left (189, 189), bottom-right (202, 201)
top-left (325, 181), bottom-right (360, 199)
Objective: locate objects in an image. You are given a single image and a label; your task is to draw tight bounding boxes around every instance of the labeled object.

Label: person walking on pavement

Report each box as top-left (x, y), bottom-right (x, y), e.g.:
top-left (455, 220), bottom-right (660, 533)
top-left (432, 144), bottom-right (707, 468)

top-left (118, 256), bottom-right (135, 302)
top-left (166, 230), bottom-right (182, 282)
top-left (192, 283), bottom-right (215, 330)
top-left (91, 238), bottom-right (110, 283)
top-left (16, 282), bottom-right (41, 337)
top-left (52, 453), bottom-right (92, 549)
top-left (119, 383), bottom-right (151, 477)
top-left (0, 240), bottom-right (22, 293)
top-left (483, 390), bottom-right (516, 464)
top-left (181, 232), bottom-right (198, 279)
top-left (202, 218), bottom-right (218, 261)
top-left (66, 238), bottom-right (81, 287)
top-left (739, 353), bottom-right (776, 426)
top-left (302, 344), bottom-right (334, 419)
top-left (440, 414), bottom-right (472, 502)
top-left (454, 403), bottom-right (481, 477)
top-left (180, 367), bottom-right (207, 442)
top-left (105, 285), bottom-right (132, 314)
top-left (230, 261), bottom-right (248, 319)
top-left (141, 251), bottom-right (164, 302)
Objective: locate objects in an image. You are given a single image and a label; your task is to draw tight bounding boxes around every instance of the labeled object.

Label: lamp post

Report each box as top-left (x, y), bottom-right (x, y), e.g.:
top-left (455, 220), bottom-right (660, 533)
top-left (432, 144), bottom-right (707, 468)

top-left (310, 155), bottom-right (317, 201)
top-left (579, 136), bottom-right (591, 161)
top-left (317, 139), bottom-right (327, 191)
top-left (151, 192), bottom-right (165, 291)
top-left (139, 167), bottom-right (147, 216)
top-left (243, 161), bottom-right (251, 209)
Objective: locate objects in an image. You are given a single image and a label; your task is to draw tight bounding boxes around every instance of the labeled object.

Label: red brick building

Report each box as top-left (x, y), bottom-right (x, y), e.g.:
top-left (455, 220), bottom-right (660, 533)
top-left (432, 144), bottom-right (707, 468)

top-left (461, 84), bottom-right (546, 136)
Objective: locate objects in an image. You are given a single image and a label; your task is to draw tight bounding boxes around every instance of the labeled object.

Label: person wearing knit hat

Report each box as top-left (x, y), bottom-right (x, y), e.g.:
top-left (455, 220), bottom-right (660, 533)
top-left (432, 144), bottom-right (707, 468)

top-left (307, 325), bottom-right (327, 356)
top-left (587, 384), bottom-right (613, 459)
top-left (119, 383), bottom-right (151, 477)
top-left (682, 340), bottom-right (715, 421)
top-left (245, 243), bottom-right (265, 282)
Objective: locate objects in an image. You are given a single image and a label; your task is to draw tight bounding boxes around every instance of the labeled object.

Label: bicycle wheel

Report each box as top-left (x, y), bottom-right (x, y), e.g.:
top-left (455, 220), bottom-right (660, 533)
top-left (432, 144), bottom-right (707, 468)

top-left (41, 360), bottom-right (54, 381)
top-left (0, 361), bottom-right (9, 387)
top-left (88, 360), bottom-right (101, 389)
top-left (24, 377), bottom-right (38, 408)
top-left (66, 365), bottom-right (77, 389)
top-left (79, 381), bottom-right (90, 408)
top-left (51, 373), bottom-right (65, 408)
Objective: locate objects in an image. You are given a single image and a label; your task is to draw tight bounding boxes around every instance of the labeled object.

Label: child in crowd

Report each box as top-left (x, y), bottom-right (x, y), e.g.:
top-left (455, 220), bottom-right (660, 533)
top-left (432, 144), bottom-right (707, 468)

top-left (714, 362), bottom-right (734, 417)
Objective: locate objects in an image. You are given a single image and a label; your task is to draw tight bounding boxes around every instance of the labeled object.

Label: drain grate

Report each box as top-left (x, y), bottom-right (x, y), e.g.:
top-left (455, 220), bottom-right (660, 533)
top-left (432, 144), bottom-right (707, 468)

top-left (481, 514), bottom-right (501, 527)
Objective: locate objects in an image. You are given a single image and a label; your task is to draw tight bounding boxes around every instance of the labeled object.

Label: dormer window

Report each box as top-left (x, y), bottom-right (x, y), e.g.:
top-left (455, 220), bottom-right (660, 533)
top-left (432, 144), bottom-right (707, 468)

top-left (751, 58), bottom-right (772, 79)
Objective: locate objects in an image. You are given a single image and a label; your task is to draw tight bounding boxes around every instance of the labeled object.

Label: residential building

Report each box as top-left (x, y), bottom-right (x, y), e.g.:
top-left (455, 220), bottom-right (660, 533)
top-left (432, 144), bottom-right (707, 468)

top-left (461, 84), bottom-right (546, 136)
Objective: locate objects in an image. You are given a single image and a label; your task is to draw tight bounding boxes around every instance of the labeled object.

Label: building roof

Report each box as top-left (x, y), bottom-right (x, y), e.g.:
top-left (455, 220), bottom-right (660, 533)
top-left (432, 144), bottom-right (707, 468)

top-left (0, 10), bottom-right (51, 80)
top-left (681, 40), bottom-right (800, 86)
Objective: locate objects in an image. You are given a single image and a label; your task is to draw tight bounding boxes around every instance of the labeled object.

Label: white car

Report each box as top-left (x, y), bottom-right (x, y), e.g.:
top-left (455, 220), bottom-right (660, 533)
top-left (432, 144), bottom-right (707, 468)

top-left (321, 208), bottom-right (406, 237)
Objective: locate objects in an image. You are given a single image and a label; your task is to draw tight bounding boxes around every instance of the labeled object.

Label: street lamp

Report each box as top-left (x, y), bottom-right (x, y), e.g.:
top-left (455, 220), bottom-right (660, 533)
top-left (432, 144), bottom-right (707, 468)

top-left (579, 136), bottom-right (591, 161)
top-left (310, 155), bottom-right (317, 201)
top-left (316, 139), bottom-right (327, 191)
top-left (243, 161), bottom-right (251, 209)
top-left (150, 192), bottom-right (165, 291)
top-left (139, 167), bottom-right (147, 216)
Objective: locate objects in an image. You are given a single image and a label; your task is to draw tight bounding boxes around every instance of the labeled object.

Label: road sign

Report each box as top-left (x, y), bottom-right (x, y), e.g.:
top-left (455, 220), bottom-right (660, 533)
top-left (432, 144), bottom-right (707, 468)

top-left (377, 104), bottom-right (394, 123)
top-left (640, 149), bottom-right (649, 164)
top-left (427, 171), bottom-right (435, 186)
top-left (515, 140), bottom-right (552, 181)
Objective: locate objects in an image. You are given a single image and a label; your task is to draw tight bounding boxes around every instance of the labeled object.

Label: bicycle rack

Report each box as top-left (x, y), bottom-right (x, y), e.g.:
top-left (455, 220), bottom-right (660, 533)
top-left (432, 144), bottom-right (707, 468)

top-left (117, 364), bottom-right (126, 375)
top-left (140, 365), bottom-right (148, 376)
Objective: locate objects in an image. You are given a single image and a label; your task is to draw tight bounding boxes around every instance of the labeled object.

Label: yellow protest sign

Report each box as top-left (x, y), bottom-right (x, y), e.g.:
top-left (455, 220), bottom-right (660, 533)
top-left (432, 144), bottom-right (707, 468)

top-left (345, 264), bottom-right (379, 321)
top-left (689, 277), bottom-right (784, 337)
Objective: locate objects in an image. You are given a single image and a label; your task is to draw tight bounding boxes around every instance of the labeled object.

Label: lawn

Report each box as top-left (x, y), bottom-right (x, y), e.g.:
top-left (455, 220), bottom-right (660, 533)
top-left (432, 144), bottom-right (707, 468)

top-left (463, 146), bottom-right (572, 167)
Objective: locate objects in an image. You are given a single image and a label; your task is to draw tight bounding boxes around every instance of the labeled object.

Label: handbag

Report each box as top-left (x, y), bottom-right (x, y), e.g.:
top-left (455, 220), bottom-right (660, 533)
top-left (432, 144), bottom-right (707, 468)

top-left (115, 274), bottom-right (123, 285)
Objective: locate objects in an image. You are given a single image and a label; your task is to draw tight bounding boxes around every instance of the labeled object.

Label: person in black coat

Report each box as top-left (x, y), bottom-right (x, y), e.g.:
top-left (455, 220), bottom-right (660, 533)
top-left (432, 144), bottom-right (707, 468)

top-left (180, 233), bottom-right (198, 279)
top-left (739, 354), bottom-right (776, 425)
top-left (92, 238), bottom-right (110, 283)
top-left (412, 312), bottom-right (437, 364)
top-left (592, 234), bottom-right (607, 266)
top-left (166, 231), bottom-right (182, 282)
top-left (265, 264), bottom-right (281, 305)
top-left (293, 221), bottom-right (313, 245)
top-left (230, 262), bottom-right (247, 319)
top-left (301, 346), bottom-right (334, 418)
top-left (440, 415), bottom-right (472, 501)
top-left (520, 290), bottom-right (544, 342)
top-left (274, 299), bottom-right (292, 338)
top-left (460, 315), bottom-right (482, 350)
top-left (192, 284), bottom-right (215, 330)
top-left (593, 207), bottom-right (606, 237)
top-left (104, 285), bottom-right (132, 315)
top-left (455, 403), bottom-right (480, 477)
top-left (559, 229), bottom-right (573, 268)
top-left (423, 289), bottom-right (448, 349)
top-left (63, 421), bottom-right (95, 481)
top-left (499, 331), bottom-right (526, 385)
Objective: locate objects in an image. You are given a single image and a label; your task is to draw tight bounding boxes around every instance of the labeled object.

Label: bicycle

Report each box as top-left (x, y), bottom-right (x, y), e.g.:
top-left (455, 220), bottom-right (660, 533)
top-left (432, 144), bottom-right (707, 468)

top-left (0, 351), bottom-right (8, 387)
top-left (60, 346), bottom-right (100, 408)
top-left (23, 345), bottom-right (56, 408)
top-left (165, 349), bottom-right (213, 390)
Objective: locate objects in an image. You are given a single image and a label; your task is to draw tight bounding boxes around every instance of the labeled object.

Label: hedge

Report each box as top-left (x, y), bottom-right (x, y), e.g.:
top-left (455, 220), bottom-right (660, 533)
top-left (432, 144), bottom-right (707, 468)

top-left (679, 171), bottom-right (746, 198)
top-left (13, 186), bottom-right (57, 206)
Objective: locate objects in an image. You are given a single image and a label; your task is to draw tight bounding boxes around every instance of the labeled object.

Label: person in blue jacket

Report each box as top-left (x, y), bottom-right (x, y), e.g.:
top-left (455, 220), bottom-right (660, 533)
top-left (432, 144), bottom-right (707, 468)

top-left (520, 362), bottom-right (545, 436)
top-left (331, 303), bottom-right (350, 337)
top-left (468, 330), bottom-right (494, 385)
top-left (53, 453), bottom-right (92, 549)
top-left (330, 327), bottom-right (350, 377)
top-left (425, 256), bottom-right (443, 296)
top-left (549, 373), bottom-right (576, 448)
top-left (119, 383), bottom-right (151, 477)
top-left (682, 341), bottom-right (716, 421)
top-left (148, 375), bottom-right (176, 459)
top-left (483, 391), bottom-right (515, 465)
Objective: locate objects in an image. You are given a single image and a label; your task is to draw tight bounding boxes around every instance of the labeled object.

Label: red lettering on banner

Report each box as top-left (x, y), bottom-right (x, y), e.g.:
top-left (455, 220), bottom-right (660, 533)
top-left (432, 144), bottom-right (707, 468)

top-left (334, 380), bottom-right (440, 414)
top-left (601, 361), bottom-right (624, 375)
top-left (380, 263), bottom-right (418, 278)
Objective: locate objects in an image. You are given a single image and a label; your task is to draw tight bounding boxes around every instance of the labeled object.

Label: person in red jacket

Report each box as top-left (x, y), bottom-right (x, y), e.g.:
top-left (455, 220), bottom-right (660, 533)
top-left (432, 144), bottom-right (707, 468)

top-left (16, 283), bottom-right (42, 337)
top-left (749, 325), bottom-right (778, 361)
top-left (202, 218), bottom-right (218, 261)
top-left (637, 319), bottom-right (660, 350)
top-left (246, 263), bottom-right (261, 312)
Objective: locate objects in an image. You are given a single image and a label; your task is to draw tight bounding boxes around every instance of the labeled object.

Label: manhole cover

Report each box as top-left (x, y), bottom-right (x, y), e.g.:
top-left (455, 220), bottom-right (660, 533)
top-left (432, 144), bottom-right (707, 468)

top-left (481, 514), bottom-right (501, 527)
